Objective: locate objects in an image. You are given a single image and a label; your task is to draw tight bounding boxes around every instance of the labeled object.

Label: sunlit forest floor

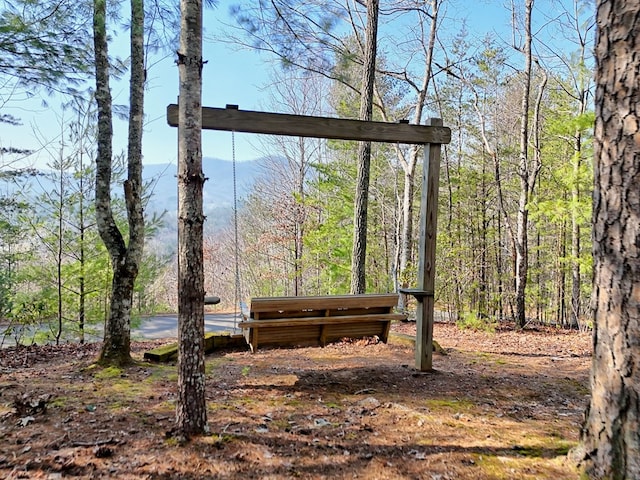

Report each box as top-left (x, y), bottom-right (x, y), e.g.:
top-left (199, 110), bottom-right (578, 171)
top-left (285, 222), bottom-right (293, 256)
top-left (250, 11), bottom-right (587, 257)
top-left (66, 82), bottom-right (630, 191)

top-left (0, 322), bottom-right (591, 479)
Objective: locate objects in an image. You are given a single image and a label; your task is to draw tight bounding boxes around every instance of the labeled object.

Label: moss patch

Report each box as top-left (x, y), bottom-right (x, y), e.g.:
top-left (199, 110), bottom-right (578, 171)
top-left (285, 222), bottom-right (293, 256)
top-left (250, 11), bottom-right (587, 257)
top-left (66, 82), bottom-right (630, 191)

top-left (93, 366), bottom-right (124, 380)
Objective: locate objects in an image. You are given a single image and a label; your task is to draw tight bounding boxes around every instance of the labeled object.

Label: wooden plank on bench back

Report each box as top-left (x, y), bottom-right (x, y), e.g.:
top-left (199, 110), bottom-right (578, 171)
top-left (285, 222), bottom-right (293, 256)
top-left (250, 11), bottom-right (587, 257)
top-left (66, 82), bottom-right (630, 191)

top-left (239, 313), bottom-right (405, 329)
top-left (239, 313), bottom-right (403, 351)
top-left (242, 321), bottom-right (392, 349)
top-left (250, 293), bottom-right (399, 320)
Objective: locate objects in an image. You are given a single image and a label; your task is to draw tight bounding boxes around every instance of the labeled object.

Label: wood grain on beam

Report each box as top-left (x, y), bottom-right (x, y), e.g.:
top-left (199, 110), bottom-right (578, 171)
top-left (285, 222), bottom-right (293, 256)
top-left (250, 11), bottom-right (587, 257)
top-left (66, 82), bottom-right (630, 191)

top-left (166, 104), bottom-right (451, 145)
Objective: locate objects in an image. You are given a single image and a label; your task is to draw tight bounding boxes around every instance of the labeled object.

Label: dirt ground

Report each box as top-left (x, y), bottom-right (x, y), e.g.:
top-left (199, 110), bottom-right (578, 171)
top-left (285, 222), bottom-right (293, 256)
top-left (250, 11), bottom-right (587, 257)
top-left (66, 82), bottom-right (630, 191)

top-left (0, 322), bottom-right (592, 479)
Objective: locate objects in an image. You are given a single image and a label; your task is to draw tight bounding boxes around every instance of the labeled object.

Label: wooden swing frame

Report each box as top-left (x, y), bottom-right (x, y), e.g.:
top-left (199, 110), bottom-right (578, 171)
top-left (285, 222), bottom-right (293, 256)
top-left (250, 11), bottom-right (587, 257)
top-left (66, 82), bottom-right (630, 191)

top-left (167, 103), bottom-right (451, 371)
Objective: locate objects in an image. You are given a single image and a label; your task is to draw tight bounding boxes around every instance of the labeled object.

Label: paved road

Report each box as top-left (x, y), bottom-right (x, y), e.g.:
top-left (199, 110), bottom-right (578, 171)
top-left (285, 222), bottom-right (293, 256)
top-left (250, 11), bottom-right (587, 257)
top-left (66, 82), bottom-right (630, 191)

top-left (133, 313), bottom-right (245, 340)
top-left (0, 314), bottom-right (244, 348)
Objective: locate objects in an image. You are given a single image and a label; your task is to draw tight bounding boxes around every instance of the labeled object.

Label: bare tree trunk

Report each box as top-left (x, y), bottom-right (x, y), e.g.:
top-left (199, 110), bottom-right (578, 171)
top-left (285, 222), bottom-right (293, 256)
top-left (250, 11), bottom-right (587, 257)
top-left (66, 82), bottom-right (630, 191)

top-left (570, 139), bottom-right (582, 328)
top-left (175, 0), bottom-right (207, 438)
top-left (94, 0), bottom-right (143, 366)
top-left (398, 164), bottom-right (415, 299)
top-left (556, 219), bottom-right (567, 327)
top-left (294, 140), bottom-right (306, 296)
top-left (535, 220), bottom-right (541, 323)
top-left (514, 191), bottom-right (528, 328)
top-left (532, 65), bottom-right (546, 324)
top-left (580, 2), bottom-right (640, 477)
top-left (350, 0), bottom-right (379, 294)
top-left (495, 206), bottom-right (504, 321)
top-left (513, 0), bottom-right (534, 328)
top-left (56, 160), bottom-right (64, 345)
top-left (126, 0), bottom-right (146, 272)
top-left (95, 0), bottom-right (145, 366)
top-left (397, 0), bottom-right (439, 310)
top-left (78, 152), bottom-right (87, 344)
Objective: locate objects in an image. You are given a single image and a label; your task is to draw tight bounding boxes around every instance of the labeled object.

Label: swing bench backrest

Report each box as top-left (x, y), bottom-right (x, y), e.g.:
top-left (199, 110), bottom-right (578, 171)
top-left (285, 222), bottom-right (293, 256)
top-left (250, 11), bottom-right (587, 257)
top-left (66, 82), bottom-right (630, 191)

top-left (238, 293), bottom-right (406, 352)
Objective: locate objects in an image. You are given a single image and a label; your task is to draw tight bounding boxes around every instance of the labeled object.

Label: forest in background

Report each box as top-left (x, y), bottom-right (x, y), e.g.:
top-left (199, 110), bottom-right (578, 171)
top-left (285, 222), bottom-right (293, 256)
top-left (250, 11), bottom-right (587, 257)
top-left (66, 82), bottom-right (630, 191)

top-left (0, 0), bottom-right (595, 345)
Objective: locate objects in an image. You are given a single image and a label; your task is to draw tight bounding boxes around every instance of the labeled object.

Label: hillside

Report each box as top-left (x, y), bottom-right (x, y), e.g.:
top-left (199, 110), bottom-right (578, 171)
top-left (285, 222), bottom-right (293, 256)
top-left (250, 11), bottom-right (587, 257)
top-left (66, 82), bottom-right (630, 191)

top-left (1, 157), bottom-right (263, 251)
top-left (143, 157), bottom-right (262, 216)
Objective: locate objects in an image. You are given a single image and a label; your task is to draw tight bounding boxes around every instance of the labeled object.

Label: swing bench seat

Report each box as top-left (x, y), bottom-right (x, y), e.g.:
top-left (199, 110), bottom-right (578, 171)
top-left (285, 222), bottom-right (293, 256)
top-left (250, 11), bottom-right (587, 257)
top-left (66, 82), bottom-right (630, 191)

top-left (238, 293), bottom-right (405, 352)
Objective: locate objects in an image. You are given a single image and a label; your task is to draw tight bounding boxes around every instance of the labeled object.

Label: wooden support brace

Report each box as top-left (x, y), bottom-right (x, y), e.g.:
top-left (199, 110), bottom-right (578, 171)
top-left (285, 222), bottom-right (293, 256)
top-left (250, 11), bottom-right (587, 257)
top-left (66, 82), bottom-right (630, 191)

top-left (399, 288), bottom-right (434, 302)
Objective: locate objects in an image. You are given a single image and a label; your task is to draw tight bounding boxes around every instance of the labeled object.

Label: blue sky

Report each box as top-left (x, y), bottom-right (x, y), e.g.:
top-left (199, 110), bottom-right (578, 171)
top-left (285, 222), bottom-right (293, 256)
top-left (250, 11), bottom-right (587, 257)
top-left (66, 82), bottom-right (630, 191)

top-left (3, 5), bottom-right (270, 168)
top-left (2, 1), bottom-right (584, 169)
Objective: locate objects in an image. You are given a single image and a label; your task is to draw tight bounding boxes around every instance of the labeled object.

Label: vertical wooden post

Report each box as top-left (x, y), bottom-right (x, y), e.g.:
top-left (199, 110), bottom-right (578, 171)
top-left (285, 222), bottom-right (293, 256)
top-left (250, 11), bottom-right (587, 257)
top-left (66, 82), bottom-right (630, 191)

top-left (415, 118), bottom-right (443, 372)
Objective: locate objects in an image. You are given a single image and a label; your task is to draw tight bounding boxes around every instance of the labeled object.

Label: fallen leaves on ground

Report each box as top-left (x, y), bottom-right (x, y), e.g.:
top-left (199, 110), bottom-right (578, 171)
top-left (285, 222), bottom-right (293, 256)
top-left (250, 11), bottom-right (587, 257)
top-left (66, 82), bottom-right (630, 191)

top-left (0, 323), bottom-right (591, 479)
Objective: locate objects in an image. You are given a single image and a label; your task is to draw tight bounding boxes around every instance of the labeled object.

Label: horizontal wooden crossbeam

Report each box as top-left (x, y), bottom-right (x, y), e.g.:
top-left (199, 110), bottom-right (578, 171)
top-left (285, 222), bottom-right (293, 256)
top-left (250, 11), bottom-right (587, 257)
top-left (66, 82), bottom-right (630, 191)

top-left (166, 104), bottom-right (451, 145)
top-left (250, 293), bottom-right (400, 314)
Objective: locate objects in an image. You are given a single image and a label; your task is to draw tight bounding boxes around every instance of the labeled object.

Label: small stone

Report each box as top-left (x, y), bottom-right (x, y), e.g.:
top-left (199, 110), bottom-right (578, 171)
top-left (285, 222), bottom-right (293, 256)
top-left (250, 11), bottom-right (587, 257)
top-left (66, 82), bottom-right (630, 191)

top-left (18, 416), bottom-right (35, 427)
top-left (314, 418), bottom-right (331, 427)
top-left (358, 397), bottom-right (381, 411)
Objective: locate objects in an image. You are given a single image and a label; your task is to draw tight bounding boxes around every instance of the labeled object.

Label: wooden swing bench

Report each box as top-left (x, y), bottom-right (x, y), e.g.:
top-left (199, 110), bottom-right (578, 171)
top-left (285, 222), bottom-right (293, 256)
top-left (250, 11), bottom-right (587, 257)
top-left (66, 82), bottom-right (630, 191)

top-left (238, 293), bottom-right (406, 352)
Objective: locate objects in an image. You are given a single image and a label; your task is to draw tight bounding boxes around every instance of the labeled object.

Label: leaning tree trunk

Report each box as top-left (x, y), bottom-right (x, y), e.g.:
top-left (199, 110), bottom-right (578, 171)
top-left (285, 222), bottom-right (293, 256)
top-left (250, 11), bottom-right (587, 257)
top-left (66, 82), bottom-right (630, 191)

top-left (396, 0), bottom-right (439, 311)
top-left (93, 0), bottom-right (146, 366)
top-left (175, 0), bottom-right (207, 438)
top-left (580, 1), bottom-right (640, 478)
top-left (350, 0), bottom-right (379, 294)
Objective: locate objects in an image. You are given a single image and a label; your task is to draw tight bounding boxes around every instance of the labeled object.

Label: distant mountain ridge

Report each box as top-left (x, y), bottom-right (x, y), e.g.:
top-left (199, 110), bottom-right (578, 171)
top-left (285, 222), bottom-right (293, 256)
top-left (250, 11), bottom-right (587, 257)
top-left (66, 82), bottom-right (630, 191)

top-left (3, 158), bottom-right (263, 248)
top-left (142, 157), bottom-right (262, 240)
top-left (144, 157), bottom-right (262, 216)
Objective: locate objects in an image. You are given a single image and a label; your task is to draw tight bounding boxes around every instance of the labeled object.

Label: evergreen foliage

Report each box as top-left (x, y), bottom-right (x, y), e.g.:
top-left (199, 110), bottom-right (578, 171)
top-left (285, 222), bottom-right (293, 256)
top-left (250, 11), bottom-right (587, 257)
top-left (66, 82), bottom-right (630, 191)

top-left (0, 0), bottom-right (92, 96)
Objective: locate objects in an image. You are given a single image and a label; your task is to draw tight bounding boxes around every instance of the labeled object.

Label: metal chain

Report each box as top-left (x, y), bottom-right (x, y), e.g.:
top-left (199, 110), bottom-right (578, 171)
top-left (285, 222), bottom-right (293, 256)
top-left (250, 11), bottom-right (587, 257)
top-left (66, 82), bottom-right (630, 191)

top-left (232, 131), bottom-right (241, 331)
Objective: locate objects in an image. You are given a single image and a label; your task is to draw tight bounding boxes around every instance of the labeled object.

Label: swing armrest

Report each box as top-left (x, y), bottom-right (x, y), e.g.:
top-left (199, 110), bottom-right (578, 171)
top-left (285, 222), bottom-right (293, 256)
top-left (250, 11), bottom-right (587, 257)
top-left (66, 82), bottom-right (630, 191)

top-left (204, 296), bottom-right (221, 305)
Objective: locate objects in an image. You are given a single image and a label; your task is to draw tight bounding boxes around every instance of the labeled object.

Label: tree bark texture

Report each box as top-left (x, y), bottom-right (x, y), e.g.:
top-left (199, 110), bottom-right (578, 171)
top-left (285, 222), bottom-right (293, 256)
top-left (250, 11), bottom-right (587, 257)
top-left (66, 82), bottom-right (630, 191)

top-left (93, 0), bottom-right (119, 264)
top-left (125, 0), bottom-right (146, 277)
top-left (176, 0), bottom-right (207, 437)
top-left (581, 1), bottom-right (640, 478)
top-left (94, 0), bottom-right (146, 366)
top-left (350, 0), bottom-right (379, 294)
top-left (514, 0), bottom-right (534, 329)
